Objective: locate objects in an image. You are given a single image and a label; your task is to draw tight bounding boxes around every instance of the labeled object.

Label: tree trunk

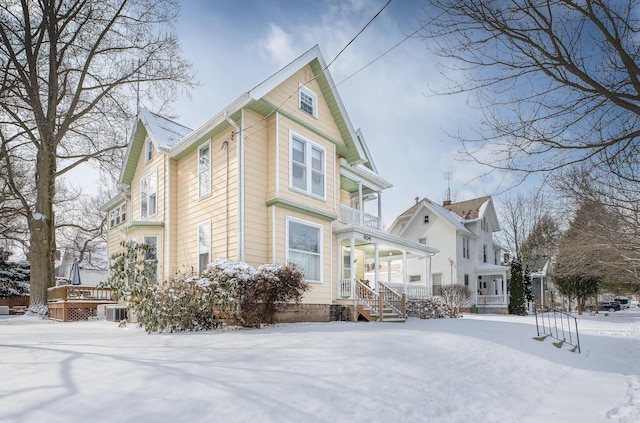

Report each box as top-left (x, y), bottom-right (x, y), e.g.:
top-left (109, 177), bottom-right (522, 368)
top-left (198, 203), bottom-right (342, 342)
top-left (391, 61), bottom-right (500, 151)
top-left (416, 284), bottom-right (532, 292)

top-left (29, 144), bottom-right (56, 307)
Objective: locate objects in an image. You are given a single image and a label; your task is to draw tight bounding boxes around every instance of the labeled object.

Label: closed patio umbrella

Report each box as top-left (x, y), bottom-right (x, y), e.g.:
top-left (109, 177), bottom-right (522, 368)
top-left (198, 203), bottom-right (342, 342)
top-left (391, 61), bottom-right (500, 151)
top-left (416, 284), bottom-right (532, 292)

top-left (71, 258), bottom-right (82, 286)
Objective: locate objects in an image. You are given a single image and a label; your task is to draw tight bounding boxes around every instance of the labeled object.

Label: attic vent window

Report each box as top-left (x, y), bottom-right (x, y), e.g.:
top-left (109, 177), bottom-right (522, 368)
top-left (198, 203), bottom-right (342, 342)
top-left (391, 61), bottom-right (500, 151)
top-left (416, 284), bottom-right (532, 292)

top-left (423, 215), bottom-right (430, 224)
top-left (299, 85), bottom-right (318, 118)
top-left (145, 138), bottom-right (153, 163)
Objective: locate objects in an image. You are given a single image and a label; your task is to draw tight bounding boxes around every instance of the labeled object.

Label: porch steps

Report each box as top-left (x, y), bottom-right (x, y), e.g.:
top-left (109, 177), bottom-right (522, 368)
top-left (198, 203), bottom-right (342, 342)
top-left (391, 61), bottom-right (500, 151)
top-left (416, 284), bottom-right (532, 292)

top-left (358, 305), bottom-right (405, 322)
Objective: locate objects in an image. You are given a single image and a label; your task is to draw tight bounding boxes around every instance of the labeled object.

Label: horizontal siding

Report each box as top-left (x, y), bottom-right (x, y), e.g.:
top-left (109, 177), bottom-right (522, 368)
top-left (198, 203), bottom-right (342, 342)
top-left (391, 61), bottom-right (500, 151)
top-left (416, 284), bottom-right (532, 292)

top-left (174, 127), bottom-right (239, 274)
top-left (263, 66), bottom-right (346, 146)
top-left (243, 109), bottom-right (269, 267)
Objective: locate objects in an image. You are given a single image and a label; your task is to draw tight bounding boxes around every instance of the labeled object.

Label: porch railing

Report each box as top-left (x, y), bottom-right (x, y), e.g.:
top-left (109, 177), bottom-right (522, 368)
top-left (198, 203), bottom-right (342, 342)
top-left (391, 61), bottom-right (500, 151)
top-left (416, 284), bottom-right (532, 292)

top-left (47, 285), bottom-right (114, 302)
top-left (385, 283), bottom-right (430, 299)
top-left (339, 205), bottom-right (380, 230)
top-left (477, 294), bottom-right (507, 305)
top-left (339, 278), bottom-right (353, 299)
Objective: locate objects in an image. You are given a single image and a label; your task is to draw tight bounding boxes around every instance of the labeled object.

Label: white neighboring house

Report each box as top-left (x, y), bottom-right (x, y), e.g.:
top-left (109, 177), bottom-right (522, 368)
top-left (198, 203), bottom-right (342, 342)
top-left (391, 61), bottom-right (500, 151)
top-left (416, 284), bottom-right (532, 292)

top-left (54, 248), bottom-right (109, 287)
top-left (387, 196), bottom-right (510, 313)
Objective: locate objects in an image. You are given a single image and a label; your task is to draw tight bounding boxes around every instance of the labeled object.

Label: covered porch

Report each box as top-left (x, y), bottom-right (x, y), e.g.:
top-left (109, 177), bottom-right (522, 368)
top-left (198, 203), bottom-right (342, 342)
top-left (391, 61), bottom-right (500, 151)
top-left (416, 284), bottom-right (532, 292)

top-left (333, 225), bottom-right (438, 320)
top-left (474, 265), bottom-right (510, 312)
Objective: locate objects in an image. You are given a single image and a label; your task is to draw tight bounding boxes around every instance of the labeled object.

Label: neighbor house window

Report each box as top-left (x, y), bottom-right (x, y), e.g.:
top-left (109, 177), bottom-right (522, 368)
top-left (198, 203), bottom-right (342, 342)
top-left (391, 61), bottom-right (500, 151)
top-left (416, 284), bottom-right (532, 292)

top-left (418, 237), bottom-right (427, 245)
top-left (145, 138), bottom-right (153, 163)
top-left (483, 244), bottom-right (487, 263)
top-left (140, 171), bottom-right (157, 219)
top-left (290, 133), bottom-right (325, 198)
top-left (198, 221), bottom-right (211, 274)
top-left (464, 274), bottom-right (469, 286)
top-left (299, 85), bottom-right (318, 118)
top-left (143, 235), bottom-right (158, 283)
top-left (410, 275), bottom-right (422, 282)
top-left (109, 203), bottom-right (126, 228)
top-left (462, 238), bottom-right (470, 259)
top-left (287, 218), bottom-right (321, 282)
top-left (198, 142), bottom-right (211, 199)
top-left (432, 273), bottom-right (443, 296)
top-left (423, 215), bottom-right (430, 224)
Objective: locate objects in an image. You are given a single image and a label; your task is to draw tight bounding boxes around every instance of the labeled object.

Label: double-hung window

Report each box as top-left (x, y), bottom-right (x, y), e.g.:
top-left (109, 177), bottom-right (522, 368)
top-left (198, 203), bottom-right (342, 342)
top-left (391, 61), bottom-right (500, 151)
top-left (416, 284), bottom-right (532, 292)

top-left (198, 221), bottom-right (211, 274)
top-left (140, 171), bottom-right (157, 219)
top-left (287, 219), bottom-right (321, 283)
top-left (299, 85), bottom-right (318, 118)
top-left (198, 142), bottom-right (211, 199)
top-left (291, 133), bottom-right (325, 198)
top-left (462, 238), bottom-right (470, 259)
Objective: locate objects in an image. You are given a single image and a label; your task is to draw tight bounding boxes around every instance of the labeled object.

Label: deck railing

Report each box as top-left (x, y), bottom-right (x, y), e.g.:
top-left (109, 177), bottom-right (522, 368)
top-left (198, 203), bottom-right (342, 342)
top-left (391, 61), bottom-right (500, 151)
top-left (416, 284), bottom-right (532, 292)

top-left (47, 285), bottom-right (114, 302)
top-left (339, 205), bottom-right (380, 230)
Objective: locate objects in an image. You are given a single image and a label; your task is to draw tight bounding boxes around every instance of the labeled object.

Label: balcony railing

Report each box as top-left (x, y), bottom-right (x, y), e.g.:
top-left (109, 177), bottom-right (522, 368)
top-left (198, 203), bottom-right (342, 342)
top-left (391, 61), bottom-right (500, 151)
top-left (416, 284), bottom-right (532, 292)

top-left (339, 204), bottom-right (380, 230)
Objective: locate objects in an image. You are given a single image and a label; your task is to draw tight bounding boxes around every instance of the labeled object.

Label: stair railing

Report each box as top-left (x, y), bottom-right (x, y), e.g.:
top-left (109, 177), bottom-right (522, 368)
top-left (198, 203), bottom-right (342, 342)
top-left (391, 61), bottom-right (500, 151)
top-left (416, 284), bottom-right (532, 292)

top-left (378, 281), bottom-right (406, 319)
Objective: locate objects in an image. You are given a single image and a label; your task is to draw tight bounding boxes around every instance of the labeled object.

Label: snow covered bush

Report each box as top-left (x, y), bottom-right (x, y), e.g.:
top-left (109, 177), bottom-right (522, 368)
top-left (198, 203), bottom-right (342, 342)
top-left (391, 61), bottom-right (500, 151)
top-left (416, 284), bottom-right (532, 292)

top-left (440, 285), bottom-right (471, 317)
top-left (406, 298), bottom-right (451, 319)
top-left (0, 258), bottom-right (30, 298)
top-left (102, 245), bottom-right (309, 332)
top-left (201, 259), bottom-right (309, 328)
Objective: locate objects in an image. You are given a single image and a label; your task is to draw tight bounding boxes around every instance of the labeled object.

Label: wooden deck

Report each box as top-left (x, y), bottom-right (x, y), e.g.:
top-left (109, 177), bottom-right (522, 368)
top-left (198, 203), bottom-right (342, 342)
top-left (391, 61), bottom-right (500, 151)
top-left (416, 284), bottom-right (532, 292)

top-left (47, 285), bottom-right (116, 322)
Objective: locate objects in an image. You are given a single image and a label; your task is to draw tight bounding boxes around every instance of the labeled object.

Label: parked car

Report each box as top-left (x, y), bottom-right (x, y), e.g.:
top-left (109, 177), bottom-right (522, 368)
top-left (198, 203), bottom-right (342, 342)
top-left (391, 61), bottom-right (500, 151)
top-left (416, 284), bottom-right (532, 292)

top-left (599, 301), bottom-right (621, 312)
top-left (614, 297), bottom-right (630, 309)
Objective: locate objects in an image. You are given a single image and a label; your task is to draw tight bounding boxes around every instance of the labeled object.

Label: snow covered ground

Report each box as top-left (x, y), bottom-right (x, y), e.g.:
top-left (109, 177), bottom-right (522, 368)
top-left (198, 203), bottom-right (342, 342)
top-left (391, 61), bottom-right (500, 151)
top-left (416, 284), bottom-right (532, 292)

top-left (1, 310), bottom-right (639, 423)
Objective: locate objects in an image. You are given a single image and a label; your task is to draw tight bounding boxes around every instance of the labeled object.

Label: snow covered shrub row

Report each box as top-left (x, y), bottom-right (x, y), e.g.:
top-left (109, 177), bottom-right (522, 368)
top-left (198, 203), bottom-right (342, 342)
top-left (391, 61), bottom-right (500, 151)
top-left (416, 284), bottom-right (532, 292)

top-left (103, 242), bottom-right (309, 332)
top-left (0, 259), bottom-right (30, 298)
top-left (406, 298), bottom-right (451, 319)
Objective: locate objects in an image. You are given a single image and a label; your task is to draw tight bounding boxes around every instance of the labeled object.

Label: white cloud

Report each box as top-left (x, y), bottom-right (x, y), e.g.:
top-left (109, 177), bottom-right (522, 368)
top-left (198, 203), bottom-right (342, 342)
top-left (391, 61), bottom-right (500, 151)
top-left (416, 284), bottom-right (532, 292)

top-left (260, 24), bottom-right (301, 67)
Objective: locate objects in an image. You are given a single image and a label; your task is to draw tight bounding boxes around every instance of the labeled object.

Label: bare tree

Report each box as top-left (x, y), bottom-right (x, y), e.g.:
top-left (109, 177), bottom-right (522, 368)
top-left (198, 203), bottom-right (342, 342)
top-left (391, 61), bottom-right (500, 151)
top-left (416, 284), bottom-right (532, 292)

top-left (420, 1), bottom-right (640, 184)
top-left (0, 1), bottom-right (194, 307)
top-left (440, 284), bottom-right (471, 317)
top-left (553, 167), bottom-right (640, 291)
top-left (498, 189), bottom-right (559, 262)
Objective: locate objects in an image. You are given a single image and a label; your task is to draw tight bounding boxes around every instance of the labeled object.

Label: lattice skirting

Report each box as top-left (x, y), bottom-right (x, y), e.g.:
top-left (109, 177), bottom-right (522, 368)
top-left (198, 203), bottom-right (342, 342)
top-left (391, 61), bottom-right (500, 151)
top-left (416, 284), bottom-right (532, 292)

top-left (48, 302), bottom-right (107, 322)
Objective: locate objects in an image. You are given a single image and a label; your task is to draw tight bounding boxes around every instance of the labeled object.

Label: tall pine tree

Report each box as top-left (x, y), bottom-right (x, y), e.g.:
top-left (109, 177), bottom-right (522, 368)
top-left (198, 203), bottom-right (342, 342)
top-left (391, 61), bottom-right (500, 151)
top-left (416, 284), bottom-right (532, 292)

top-left (509, 260), bottom-right (531, 315)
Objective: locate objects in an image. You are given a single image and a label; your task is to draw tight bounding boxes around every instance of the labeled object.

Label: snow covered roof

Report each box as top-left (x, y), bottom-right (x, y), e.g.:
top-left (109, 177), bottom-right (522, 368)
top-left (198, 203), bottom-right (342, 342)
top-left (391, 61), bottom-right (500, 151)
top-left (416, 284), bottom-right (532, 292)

top-left (390, 198), bottom-right (474, 237)
top-left (444, 196), bottom-right (491, 221)
top-left (140, 108), bottom-right (193, 150)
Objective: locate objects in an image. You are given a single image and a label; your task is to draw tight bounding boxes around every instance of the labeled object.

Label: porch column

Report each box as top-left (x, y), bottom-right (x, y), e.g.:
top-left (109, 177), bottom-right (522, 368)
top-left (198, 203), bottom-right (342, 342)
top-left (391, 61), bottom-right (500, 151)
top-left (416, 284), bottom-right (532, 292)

top-left (350, 237), bottom-right (356, 299)
top-left (377, 191), bottom-right (382, 230)
top-left (503, 271), bottom-right (508, 305)
top-left (426, 253), bottom-right (432, 297)
top-left (387, 258), bottom-right (392, 282)
top-left (358, 182), bottom-right (363, 225)
top-left (402, 250), bottom-right (408, 294)
top-left (374, 243), bottom-right (380, 294)
top-left (336, 240), bottom-right (342, 299)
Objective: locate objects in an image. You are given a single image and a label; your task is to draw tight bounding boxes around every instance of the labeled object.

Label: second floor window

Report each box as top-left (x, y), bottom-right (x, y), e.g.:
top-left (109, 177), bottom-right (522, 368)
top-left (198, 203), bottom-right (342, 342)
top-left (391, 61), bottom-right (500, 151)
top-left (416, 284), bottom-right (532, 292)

top-left (198, 143), bottom-right (211, 199)
top-left (140, 171), bottom-right (157, 219)
top-left (291, 134), bottom-right (325, 198)
top-left (462, 238), bottom-right (470, 259)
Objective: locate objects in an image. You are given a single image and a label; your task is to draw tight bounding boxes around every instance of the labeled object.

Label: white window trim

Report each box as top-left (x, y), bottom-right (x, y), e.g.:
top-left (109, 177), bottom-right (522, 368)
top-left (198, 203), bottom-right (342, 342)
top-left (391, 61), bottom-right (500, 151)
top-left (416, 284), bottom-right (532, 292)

top-left (286, 216), bottom-right (322, 284)
top-left (109, 203), bottom-right (127, 228)
top-left (299, 84), bottom-right (318, 118)
top-left (143, 235), bottom-right (158, 283)
top-left (198, 141), bottom-right (211, 200)
top-left (198, 220), bottom-right (211, 274)
top-left (145, 137), bottom-right (154, 163)
top-left (140, 170), bottom-right (158, 220)
top-left (289, 131), bottom-right (326, 200)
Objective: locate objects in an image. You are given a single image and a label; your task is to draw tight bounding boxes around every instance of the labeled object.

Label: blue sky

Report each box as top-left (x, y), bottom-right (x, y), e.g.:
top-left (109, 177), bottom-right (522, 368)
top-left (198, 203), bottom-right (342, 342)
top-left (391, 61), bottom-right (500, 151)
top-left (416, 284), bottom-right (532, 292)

top-left (157, 0), bottom-right (516, 226)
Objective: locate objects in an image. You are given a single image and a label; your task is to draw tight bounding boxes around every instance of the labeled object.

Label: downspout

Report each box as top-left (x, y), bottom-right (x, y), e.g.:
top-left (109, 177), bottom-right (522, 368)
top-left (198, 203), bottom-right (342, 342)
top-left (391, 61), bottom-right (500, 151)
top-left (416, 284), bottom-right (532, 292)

top-left (225, 113), bottom-right (241, 261)
top-left (165, 155), bottom-right (170, 281)
top-left (222, 139), bottom-right (230, 258)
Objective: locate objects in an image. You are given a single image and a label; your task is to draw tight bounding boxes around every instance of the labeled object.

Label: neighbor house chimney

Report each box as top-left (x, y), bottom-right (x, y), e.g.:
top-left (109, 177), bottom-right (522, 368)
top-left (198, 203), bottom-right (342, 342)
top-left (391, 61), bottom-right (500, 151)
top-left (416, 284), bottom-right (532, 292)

top-left (442, 199), bottom-right (451, 206)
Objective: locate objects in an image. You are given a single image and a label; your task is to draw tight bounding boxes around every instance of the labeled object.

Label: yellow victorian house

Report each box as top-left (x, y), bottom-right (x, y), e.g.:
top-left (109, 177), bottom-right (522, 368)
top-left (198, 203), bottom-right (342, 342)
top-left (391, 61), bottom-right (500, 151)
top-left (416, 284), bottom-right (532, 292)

top-left (101, 46), bottom-right (438, 322)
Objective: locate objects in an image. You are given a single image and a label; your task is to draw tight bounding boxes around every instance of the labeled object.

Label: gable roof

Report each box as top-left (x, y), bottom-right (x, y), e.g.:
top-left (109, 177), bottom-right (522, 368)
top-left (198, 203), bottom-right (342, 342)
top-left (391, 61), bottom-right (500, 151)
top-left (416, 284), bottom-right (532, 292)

top-left (444, 196), bottom-right (492, 221)
top-left (389, 198), bottom-right (474, 237)
top-left (140, 108), bottom-right (192, 150)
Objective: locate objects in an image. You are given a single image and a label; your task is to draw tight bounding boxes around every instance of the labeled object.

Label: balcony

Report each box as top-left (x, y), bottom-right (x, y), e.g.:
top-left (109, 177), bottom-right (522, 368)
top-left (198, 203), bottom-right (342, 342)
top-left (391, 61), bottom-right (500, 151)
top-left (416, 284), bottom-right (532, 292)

top-left (339, 204), bottom-right (380, 230)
